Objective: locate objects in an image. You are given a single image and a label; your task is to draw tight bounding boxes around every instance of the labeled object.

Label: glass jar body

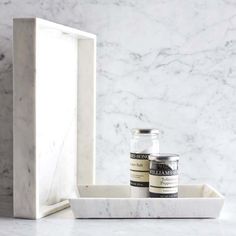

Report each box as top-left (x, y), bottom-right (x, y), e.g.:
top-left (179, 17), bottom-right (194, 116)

top-left (130, 130), bottom-right (159, 198)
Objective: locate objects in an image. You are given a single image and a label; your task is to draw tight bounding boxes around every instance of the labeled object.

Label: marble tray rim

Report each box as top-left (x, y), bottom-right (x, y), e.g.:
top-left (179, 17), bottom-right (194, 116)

top-left (71, 183), bottom-right (225, 199)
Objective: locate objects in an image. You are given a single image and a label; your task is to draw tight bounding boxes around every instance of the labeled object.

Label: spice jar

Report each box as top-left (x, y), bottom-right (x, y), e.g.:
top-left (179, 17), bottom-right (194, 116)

top-left (130, 129), bottom-right (159, 197)
top-left (149, 153), bottom-right (179, 198)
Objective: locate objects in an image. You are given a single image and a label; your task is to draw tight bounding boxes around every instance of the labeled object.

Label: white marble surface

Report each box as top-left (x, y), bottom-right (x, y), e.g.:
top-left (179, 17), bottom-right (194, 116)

top-left (13, 18), bottom-right (96, 218)
top-left (70, 185), bottom-right (224, 218)
top-left (1, 0), bottom-right (236, 216)
top-left (0, 197), bottom-right (235, 236)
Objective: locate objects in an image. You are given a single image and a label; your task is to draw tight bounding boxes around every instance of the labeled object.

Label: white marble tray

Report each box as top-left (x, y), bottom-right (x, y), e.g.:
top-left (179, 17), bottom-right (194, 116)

top-left (69, 184), bottom-right (224, 219)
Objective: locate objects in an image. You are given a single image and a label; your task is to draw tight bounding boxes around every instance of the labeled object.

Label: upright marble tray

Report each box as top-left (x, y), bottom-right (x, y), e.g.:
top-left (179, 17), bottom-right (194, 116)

top-left (13, 18), bottom-right (96, 219)
top-left (70, 184), bottom-right (224, 218)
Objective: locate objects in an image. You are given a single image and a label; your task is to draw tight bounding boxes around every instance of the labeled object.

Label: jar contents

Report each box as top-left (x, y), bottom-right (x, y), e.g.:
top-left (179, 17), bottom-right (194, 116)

top-left (130, 129), bottom-right (159, 198)
top-left (149, 154), bottom-right (179, 198)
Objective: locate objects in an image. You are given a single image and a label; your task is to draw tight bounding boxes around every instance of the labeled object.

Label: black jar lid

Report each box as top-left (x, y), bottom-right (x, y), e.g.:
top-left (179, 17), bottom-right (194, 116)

top-left (149, 153), bottom-right (179, 162)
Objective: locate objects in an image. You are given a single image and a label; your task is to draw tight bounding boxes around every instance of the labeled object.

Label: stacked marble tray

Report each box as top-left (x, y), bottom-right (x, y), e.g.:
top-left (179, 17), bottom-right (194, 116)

top-left (13, 18), bottom-right (96, 219)
top-left (69, 184), bottom-right (224, 218)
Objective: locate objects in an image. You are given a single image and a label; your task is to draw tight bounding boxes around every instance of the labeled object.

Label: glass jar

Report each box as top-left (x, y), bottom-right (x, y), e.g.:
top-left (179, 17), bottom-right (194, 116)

top-left (149, 153), bottom-right (179, 198)
top-left (130, 128), bottom-right (159, 197)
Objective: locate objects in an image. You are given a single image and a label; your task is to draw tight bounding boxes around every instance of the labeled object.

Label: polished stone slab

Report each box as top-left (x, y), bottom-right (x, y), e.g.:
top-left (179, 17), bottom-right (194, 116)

top-left (13, 18), bottom-right (96, 219)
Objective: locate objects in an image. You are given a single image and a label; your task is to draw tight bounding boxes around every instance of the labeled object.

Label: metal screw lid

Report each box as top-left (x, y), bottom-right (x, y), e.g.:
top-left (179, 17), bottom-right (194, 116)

top-left (131, 128), bottom-right (159, 135)
top-left (149, 153), bottom-right (179, 162)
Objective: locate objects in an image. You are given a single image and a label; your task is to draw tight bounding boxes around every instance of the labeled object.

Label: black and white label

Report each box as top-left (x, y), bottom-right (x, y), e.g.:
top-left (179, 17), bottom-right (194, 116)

top-left (130, 153), bottom-right (149, 187)
top-left (149, 162), bottom-right (178, 198)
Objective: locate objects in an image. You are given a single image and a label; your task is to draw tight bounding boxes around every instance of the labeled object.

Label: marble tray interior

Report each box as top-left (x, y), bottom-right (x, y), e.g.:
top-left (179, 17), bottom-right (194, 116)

top-left (77, 184), bottom-right (223, 198)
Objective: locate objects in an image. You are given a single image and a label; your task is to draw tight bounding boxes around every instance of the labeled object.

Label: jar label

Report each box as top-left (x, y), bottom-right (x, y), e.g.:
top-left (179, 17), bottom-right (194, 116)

top-left (150, 164), bottom-right (178, 176)
top-left (149, 186), bottom-right (178, 194)
top-left (149, 175), bottom-right (178, 197)
top-left (149, 162), bottom-right (178, 198)
top-left (130, 153), bottom-right (149, 187)
top-left (149, 175), bottom-right (178, 188)
top-left (130, 158), bottom-right (149, 171)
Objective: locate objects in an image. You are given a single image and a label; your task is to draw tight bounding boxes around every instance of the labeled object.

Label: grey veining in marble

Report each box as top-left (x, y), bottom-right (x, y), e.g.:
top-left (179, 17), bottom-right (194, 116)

top-left (1, 0), bottom-right (236, 216)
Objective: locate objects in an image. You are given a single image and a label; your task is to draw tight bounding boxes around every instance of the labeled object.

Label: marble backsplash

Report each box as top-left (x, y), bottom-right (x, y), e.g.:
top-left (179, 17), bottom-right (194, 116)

top-left (0, 0), bottom-right (236, 215)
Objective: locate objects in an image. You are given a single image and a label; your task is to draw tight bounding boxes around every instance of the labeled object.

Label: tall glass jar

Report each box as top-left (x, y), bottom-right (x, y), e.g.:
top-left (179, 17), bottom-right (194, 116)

top-left (130, 129), bottom-right (159, 197)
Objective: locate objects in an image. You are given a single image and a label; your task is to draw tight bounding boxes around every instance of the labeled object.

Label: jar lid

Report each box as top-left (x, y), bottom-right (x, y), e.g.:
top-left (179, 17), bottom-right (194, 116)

top-left (149, 153), bottom-right (179, 162)
top-left (131, 128), bottom-right (159, 135)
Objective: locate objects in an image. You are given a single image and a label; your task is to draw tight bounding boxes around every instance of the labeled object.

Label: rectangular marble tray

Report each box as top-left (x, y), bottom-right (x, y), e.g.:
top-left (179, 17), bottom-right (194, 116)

top-left (13, 18), bottom-right (96, 219)
top-left (69, 184), bottom-right (224, 219)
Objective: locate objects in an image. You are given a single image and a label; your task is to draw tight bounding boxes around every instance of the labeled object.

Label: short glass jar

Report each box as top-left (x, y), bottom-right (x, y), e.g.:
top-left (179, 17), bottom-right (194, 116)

top-left (149, 153), bottom-right (179, 198)
top-left (130, 129), bottom-right (159, 197)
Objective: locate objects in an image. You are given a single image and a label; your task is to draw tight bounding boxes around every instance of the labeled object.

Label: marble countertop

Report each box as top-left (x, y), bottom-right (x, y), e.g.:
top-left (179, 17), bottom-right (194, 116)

top-left (0, 197), bottom-right (235, 236)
